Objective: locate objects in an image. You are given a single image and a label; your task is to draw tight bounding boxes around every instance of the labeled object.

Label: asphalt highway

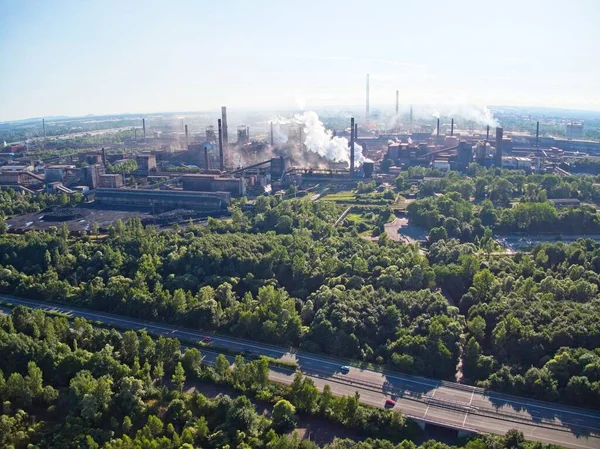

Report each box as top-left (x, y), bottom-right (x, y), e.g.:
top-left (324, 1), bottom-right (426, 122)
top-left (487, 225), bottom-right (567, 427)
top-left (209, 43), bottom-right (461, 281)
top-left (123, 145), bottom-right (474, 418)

top-left (2, 295), bottom-right (600, 449)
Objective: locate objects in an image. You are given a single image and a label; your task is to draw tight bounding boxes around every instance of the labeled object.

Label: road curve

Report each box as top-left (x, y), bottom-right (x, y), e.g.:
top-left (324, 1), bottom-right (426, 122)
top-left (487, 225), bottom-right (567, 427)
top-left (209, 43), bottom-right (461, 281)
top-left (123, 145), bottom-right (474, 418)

top-left (2, 294), bottom-right (600, 449)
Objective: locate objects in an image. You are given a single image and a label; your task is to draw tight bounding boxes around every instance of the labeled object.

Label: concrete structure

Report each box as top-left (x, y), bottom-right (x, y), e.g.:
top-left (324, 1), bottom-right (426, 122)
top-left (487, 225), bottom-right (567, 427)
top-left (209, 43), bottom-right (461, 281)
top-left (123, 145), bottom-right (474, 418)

top-left (218, 119), bottom-right (224, 171)
top-left (550, 198), bottom-right (581, 208)
top-left (270, 156), bottom-right (286, 179)
top-left (0, 171), bottom-right (44, 187)
top-left (502, 156), bottom-right (534, 171)
top-left (136, 154), bottom-right (157, 171)
top-left (82, 164), bottom-right (102, 189)
top-left (433, 160), bottom-right (450, 171)
top-left (221, 106), bottom-right (229, 165)
top-left (44, 165), bottom-right (75, 182)
top-left (98, 173), bottom-right (123, 189)
top-left (95, 188), bottom-right (230, 209)
top-left (566, 122), bottom-right (583, 140)
top-left (457, 141), bottom-right (472, 171)
top-left (237, 126), bottom-right (249, 145)
top-left (387, 143), bottom-right (401, 161)
top-left (0, 164), bottom-right (33, 172)
top-left (476, 141), bottom-right (489, 165)
top-left (495, 127), bottom-right (503, 166)
top-left (182, 174), bottom-right (245, 197)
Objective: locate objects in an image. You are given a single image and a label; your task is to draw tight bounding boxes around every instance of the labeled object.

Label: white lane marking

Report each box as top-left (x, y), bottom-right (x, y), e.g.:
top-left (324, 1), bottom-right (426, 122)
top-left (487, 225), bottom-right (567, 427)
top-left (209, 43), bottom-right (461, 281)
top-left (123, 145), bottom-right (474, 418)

top-left (7, 296), bottom-right (600, 425)
top-left (461, 389), bottom-right (474, 427)
top-left (423, 387), bottom-right (437, 418)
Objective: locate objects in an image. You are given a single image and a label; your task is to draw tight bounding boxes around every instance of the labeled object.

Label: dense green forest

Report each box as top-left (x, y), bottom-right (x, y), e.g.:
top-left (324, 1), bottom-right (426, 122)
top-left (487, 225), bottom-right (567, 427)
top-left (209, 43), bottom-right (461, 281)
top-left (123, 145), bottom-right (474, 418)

top-left (405, 168), bottom-right (600, 242)
top-left (0, 306), bottom-right (552, 449)
top-left (1, 193), bottom-right (600, 411)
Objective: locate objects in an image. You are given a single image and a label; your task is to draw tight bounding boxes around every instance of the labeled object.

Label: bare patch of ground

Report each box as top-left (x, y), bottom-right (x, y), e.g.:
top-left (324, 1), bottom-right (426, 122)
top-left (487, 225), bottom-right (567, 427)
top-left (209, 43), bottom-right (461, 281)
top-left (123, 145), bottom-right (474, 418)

top-left (385, 218), bottom-right (428, 244)
top-left (6, 205), bottom-right (151, 232)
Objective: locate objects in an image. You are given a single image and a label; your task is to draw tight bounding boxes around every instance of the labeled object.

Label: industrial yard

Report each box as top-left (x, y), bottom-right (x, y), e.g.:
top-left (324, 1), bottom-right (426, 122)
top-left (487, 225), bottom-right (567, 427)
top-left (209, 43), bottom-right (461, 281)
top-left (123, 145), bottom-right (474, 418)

top-left (2, 76), bottom-right (600, 235)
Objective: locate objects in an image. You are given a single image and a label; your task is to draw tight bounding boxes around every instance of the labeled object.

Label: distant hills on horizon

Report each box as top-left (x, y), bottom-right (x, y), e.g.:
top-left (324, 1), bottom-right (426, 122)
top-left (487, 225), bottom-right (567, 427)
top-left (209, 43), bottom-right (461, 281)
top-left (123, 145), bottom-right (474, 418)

top-left (3, 105), bottom-right (600, 126)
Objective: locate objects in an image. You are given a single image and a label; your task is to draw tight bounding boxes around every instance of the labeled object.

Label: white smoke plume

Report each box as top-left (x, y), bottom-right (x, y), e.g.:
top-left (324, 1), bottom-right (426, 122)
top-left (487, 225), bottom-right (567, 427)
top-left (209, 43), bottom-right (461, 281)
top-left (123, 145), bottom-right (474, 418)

top-left (294, 111), bottom-right (370, 167)
top-left (414, 104), bottom-right (498, 127)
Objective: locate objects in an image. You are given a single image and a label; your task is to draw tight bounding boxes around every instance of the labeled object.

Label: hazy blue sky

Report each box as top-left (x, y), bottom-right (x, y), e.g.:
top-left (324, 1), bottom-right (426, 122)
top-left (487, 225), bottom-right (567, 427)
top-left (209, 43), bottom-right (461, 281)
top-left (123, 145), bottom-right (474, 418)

top-left (1, 0), bottom-right (599, 121)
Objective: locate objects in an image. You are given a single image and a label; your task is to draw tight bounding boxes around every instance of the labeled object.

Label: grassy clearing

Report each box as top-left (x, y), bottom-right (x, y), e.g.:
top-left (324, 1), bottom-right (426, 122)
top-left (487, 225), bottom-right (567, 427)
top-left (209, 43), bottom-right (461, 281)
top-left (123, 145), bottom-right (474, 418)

top-left (321, 190), bottom-right (356, 202)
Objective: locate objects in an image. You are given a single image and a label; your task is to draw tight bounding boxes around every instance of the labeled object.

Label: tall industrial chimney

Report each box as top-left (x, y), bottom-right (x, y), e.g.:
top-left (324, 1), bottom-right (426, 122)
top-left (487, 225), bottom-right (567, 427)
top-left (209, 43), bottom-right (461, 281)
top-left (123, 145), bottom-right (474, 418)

top-left (486, 125), bottom-right (490, 141)
top-left (365, 74), bottom-right (370, 121)
top-left (355, 123), bottom-right (358, 141)
top-left (410, 105), bottom-right (413, 124)
top-left (536, 121), bottom-right (540, 147)
top-left (270, 122), bottom-right (274, 146)
top-left (436, 118), bottom-right (440, 140)
top-left (395, 90), bottom-right (399, 115)
top-left (451, 119), bottom-right (454, 136)
top-left (184, 125), bottom-right (189, 149)
top-left (495, 127), bottom-right (503, 166)
top-left (142, 118), bottom-right (146, 142)
top-left (42, 119), bottom-right (46, 139)
top-left (218, 119), bottom-right (224, 172)
top-left (350, 117), bottom-right (355, 176)
top-left (221, 106), bottom-right (229, 166)
top-left (204, 146), bottom-right (210, 170)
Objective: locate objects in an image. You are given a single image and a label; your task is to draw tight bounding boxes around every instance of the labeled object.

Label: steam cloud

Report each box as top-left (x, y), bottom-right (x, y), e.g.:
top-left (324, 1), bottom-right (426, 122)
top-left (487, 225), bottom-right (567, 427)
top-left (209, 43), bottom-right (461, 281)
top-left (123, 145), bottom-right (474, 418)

top-left (387, 104), bottom-right (499, 129)
top-left (294, 111), bottom-right (369, 167)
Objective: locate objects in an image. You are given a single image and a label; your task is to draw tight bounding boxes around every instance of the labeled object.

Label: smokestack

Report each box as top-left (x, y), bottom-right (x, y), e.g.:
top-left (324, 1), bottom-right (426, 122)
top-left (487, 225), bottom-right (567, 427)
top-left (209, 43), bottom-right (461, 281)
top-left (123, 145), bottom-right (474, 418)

top-left (42, 119), bottom-right (46, 139)
top-left (270, 122), bottom-right (274, 146)
top-left (536, 121), bottom-right (540, 147)
top-left (355, 123), bottom-right (358, 141)
top-left (451, 119), bottom-right (454, 136)
top-left (350, 117), bottom-right (355, 176)
top-left (218, 119), bottom-right (224, 172)
top-left (101, 147), bottom-right (107, 167)
top-left (185, 125), bottom-right (189, 149)
top-left (486, 125), bottom-right (490, 141)
top-left (410, 105), bottom-right (413, 124)
top-left (204, 146), bottom-right (210, 170)
top-left (366, 74), bottom-right (370, 121)
top-left (142, 118), bottom-right (147, 143)
top-left (221, 106), bottom-right (228, 166)
top-left (436, 118), bottom-right (440, 140)
top-left (395, 90), bottom-right (399, 115)
top-left (495, 127), bottom-right (503, 166)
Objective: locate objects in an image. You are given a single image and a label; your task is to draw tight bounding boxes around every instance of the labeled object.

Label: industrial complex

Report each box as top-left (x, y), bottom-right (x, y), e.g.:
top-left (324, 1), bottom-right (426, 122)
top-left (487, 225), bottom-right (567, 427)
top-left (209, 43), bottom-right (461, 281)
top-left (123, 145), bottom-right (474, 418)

top-left (2, 75), bottom-right (600, 228)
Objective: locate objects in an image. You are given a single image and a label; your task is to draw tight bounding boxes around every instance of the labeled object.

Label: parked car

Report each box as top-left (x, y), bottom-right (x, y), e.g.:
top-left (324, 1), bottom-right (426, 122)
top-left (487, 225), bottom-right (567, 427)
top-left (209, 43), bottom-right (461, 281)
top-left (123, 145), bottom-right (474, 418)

top-left (385, 398), bottom-right (396, 407)
top-left (201, 336), bottom-right (212, 343)
top-left (340, 365), bottom-right (350, 374)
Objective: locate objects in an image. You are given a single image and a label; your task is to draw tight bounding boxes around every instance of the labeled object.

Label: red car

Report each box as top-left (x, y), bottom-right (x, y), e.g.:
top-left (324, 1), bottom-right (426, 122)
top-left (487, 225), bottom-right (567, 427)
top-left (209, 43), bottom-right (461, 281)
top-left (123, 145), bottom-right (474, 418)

top-left (201, 336), bottom-right (212, 343)
top-left (385, 398), bottom-right (396, 407)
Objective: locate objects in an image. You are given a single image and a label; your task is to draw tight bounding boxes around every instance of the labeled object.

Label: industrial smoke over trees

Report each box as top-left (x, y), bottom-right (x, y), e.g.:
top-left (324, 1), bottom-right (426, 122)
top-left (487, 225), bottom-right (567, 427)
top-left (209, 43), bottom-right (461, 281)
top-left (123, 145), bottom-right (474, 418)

top-left (269, 111), bottom-right (369, 168)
